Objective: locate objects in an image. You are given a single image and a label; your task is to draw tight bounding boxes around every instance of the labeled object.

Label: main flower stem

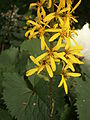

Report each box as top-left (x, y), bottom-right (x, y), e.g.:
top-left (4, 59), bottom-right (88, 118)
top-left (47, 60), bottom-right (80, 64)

top-left (49, 77), bottom-right (53, 120)
top-left (49, 1), bottom-right (55, 120)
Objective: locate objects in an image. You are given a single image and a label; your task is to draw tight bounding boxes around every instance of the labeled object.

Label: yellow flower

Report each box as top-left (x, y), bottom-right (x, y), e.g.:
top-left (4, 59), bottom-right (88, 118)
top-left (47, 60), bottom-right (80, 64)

top-left (58, 63), bottom-right (81, 94)
top-left (35, 44), bottom-right (67, 72)
top-left (44, 0), bottom-right (81, 23)
top-left (64, 45), bottom-right (84, 71)
top-left (30, 0), bottom-right (46, 19)
top-left (44, 6), bottom-right (69, 23)
top-left (46, 20), bottom-right (73, 49)
top-left (65, 0), bottom-right (81, 26)
top-left (58, 0), bottom-right (72, 9)
top-left (59, 0), bottom-right (66, 9)
top-left (26, 56), bottom-right (53, 78)
top-left (70, 0), bottom-right (81, 13)
top-left (26, 43), bottom-right (68, 78)
top-left (25, 20), bottom-right (50, 50)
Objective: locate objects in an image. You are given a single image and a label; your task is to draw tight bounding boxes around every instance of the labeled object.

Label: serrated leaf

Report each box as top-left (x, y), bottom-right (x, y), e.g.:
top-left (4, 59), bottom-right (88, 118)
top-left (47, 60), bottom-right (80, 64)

top-left (60, 105), bottom-right (72, 120)
top-left (60, 104), bottom-right (78, 120)
top-left (74, 62), bottom-right (90, 120)
top-left (75, 77), bottom-right (90, 120)
top-left (0, 109), bottom-right (12, 120)
top-left (3, 72), bottom-right (49, 120)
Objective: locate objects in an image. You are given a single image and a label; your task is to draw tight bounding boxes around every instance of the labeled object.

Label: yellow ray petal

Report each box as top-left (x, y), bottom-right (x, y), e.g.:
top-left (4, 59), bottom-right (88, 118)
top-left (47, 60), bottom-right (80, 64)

top-left (50, 57), bottom-right (56, 71)
top-left (67, 0), bottom-right (72, 6)
top-left (28, 27), bottom-right (37, 40)
top-left (25, 30), bottom-right (31, 37)
top-left (69, 46), bottom-right (83, 51)
top-left (53, 24), bottom-right (58, 28)
top-left (55, 52), bottom-right (67, 63)
top-left (62, 61), bottom-right (66, 70)
top-left (52, 37), bottom-right (62, 51)
top-left (55, 59), bottom-right (60, 62)
top-left (71, 37), bottom-right (78, 46)
top-left (45, 29), bottom-right (61, 32)
top-left (40, 36), bottom-right (46, 50)
top-left (65, 17), bottom-right (70, 30)
top-left (60, 56), bottom-right (67, 63)
top-left (30, 56), bottom-right (40, 66)
top-left (60, 43), bottom-right (65, 48)
top-left (37, 7), bottom-right (41, 19)
top-left (33, 31), bottom-right (39, 36)
top-left (59, 0), bottom-right (65, 9)
top-left (58, 75), bottom-right (64, 87)
top-left (64, 80), bottom-right (68, 94)
top-left (67, 54), bottom-right (84, 64)
top-left (40, 0), bottom-right (46, 4)
top-left (59, 7), bottom-right (69, 14)
top-left (26, 68), bottom-right (38, 76)
top-left (29, 3), bottom-right (37, 9)
top-left (41, 6), bottom-right (46, 18)
top-left (26, 20), bottom-right (39, 27)
top-left (36, 52), bottom-right (48, 62)
top-left (58, 17), bottom-right (64, 25)
top-left (54, 52), bottom-right (65, 57)
top-left (65, 37), bottom-right (71, 50)
top-left (44, 13), bottom-right (55, 22)
top-left (45, 44), bottom-right (50, 51)
top-left (67, 61), bottom-right (75, 72)
top-left (49, 33), bottom-right (60, 42)
top-left (48, 0), bottom-right (52, 8)
top-left (70, 51), bottom-right (83, 57)
top-left (71, 17), bottom-right (78, 23)
top-left (46, 64), bottom-right (53, 78)
top-left (37, 65), bottom-right (45, 74)
top-left (74, 52), bottom-right (83, 57)
top-left (71, 0), bottom-right (81, 13)
top-left (66, 72), bottom-right (81, 77)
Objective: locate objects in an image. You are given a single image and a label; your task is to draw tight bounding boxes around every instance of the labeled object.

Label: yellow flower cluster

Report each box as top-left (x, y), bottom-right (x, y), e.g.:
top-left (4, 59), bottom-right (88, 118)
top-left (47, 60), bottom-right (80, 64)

top-left (25, 0), bottom-right (83, 94)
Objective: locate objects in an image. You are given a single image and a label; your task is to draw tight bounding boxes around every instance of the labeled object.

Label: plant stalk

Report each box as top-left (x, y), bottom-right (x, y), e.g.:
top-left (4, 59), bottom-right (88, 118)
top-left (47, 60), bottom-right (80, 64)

top-left (49, 77), bottom-right (53, 120)
top-left (49, 1), bottom-right (55, 120)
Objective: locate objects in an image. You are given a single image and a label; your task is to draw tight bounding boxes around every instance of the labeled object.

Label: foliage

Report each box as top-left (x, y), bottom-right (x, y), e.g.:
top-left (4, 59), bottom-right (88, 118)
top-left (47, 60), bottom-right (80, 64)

top-left (3, 72), bottom-right (50, 120)
top-left (74, 64), bottom-right (90, 120)
top-left (0, 109), bottom-right (12, 120)
top-left (0, 0), bottom-right (90, 120)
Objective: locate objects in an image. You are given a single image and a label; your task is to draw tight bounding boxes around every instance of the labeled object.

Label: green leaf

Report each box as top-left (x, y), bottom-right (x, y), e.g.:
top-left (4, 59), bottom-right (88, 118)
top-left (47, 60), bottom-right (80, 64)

top-left (20, 39), bottom-right (42, 57)
top-left (34, 77), bottom-right (50, 106)
top-left (0, 47), bottom-right (18, 72)
top-left (3, 72), bottom-right (49, 120)
top-left (75, 77), bottom-right (90, 120)
top-left (0, 47), bottom-right (19, 95)
top-left (74, 63), bottom-right (90, 120)
top-left (52, 76), bottom-right (65, 120)
top-left (34, 76), bottom-right (65, 120)
top-left (0, 47), bottom-right (29, 75)
top-left (15, 51), bottom-right (29, 75)
top-left (0, 70), bottom-right (3, 94)
top-left (60, 105), bottom-right (72, 120)
top-left (0, 109), bottom-right (12, 120)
